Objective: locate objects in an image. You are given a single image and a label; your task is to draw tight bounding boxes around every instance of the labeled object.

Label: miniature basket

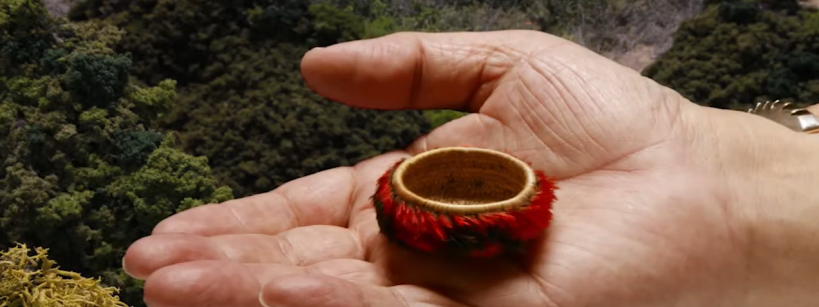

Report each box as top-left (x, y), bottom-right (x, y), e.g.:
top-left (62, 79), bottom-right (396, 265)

top-left (372, 146), bottom-right (557, 257)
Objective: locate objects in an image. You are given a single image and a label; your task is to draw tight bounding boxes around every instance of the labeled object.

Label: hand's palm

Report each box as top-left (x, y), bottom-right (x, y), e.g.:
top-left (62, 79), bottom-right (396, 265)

top-left (123, 31), bottom-right (746, 307)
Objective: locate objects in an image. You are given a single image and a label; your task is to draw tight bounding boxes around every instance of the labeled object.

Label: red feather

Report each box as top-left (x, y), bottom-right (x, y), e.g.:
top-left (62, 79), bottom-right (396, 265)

top-left (371, 147), bottom-right (558, 258)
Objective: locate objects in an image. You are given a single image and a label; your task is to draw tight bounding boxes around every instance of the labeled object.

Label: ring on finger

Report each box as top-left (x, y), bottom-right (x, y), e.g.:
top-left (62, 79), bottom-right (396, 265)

top-left (747, 100), bottom-right (819, 134)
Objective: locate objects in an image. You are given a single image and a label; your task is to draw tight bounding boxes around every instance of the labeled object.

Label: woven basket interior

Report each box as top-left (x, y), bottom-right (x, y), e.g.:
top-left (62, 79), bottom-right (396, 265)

top-left (397, 149), bottom-right (532, 206)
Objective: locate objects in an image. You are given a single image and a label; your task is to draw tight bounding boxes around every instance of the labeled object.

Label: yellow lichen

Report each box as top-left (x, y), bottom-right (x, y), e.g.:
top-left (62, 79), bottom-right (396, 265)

top-left (0, 243), bottom-right (130, 307)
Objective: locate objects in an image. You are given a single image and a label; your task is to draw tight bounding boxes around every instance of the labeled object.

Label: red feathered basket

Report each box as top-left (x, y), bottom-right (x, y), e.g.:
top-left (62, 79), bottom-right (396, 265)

top-left (372, 146), bottom-right (558, 258)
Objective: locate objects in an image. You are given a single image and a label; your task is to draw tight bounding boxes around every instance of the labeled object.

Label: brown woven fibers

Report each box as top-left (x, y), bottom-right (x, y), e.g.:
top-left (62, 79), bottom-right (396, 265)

top-left (392, 147), bottom-right (537, 214)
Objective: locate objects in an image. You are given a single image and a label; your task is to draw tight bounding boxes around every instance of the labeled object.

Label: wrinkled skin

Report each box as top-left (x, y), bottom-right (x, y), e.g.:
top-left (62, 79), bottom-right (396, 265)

top-left (123, 31), bottom-right (819, 307)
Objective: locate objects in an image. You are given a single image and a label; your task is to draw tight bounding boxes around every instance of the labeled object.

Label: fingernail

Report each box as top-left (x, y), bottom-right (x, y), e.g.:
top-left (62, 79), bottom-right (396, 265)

top-left (121, 257), bottom-right (132, 276)
top-left (258, 291), bottom-right (276, 307)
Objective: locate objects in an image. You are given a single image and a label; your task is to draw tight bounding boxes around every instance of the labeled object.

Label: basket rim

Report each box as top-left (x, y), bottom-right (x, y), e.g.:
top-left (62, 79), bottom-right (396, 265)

top-left (391, 147), bottom-right (538, 214)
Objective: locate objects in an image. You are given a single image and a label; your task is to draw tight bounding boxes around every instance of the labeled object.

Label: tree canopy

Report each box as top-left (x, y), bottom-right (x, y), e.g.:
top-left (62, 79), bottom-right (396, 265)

top-left (644, 0), bottom-right (819, 109)
top-left (67, 0), bottom-right (445, 197)
top-left (1, 0), bottom-right (232, 304)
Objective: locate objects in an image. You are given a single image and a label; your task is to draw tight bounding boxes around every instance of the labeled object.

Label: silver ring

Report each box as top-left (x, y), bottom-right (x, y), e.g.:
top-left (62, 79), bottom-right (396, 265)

top-left (748, 100), bottom-right (819, 134)
top-left (792, 109), bottom-right (819, 134)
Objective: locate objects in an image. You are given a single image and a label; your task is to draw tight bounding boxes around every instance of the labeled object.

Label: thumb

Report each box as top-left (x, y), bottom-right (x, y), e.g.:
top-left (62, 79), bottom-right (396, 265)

top-left (299, 30), bottom-right (578, 112)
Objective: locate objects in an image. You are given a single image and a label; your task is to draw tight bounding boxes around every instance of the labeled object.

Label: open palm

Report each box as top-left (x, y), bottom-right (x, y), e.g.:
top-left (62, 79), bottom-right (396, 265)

top-left (123, 31), bottom-right (770, 307)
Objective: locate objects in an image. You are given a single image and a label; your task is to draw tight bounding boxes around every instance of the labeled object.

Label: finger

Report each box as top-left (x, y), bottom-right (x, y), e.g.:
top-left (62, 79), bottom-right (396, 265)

top-left (345, 151), bottom-right (412, 229)
top-left (404, 113), bottom-right (506, 156)
top-left (301, 30), bottom-right (578, 112)
top-left (151, 167), bottom-right (354, 236)
top-left (143, 259), bottom-right (389, 307)
top-left (152, 152), bottom-right (409, 236)
top-left (123, 225), bottom-right (365, 279)
top-left (260, 274), bottom-right (464, 307)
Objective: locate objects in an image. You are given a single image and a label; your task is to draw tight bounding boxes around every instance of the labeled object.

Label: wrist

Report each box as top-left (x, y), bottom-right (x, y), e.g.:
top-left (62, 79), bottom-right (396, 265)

top-left (742, 139), bottom-right (819, 307)
top-left (697, 106), bottom-right (819, 306)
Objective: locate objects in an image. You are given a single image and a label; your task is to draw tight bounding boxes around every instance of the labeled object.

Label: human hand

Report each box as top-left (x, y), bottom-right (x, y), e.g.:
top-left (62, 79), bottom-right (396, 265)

top-left (122, 30), bottom-right (819, 307)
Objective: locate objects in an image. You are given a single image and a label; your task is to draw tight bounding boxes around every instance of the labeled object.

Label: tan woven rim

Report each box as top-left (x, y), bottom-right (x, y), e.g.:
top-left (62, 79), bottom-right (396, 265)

top-left (391, 147), bottom-right (537, 214)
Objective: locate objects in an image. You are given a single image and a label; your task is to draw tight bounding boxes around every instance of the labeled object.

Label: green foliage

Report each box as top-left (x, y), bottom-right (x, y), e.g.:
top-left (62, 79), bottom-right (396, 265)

top-left (0, 0), bottom-right (53, 69)
top-left (424, 110), bottom-right (468, 129)
top-left (0, 1), bottom-right (233, 306)
top-left (113, 130), bottom-right (164, 167)
top-left (1, 243), bottom-right (130, 307)
top-left (643, 0), bottom-right (819, 109)
top-left (359, 0), bottom-right (538, 34)
top-left (64, 53), bottom-right (133, 108)
top-left (67, 0), bottom-right (438, 199)
top-left (308, 3), bottom-right (365, 45)
top-left (154, 42), bottom-right (430, 196)
top-left (109, 136), bottom-right (233, 229)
